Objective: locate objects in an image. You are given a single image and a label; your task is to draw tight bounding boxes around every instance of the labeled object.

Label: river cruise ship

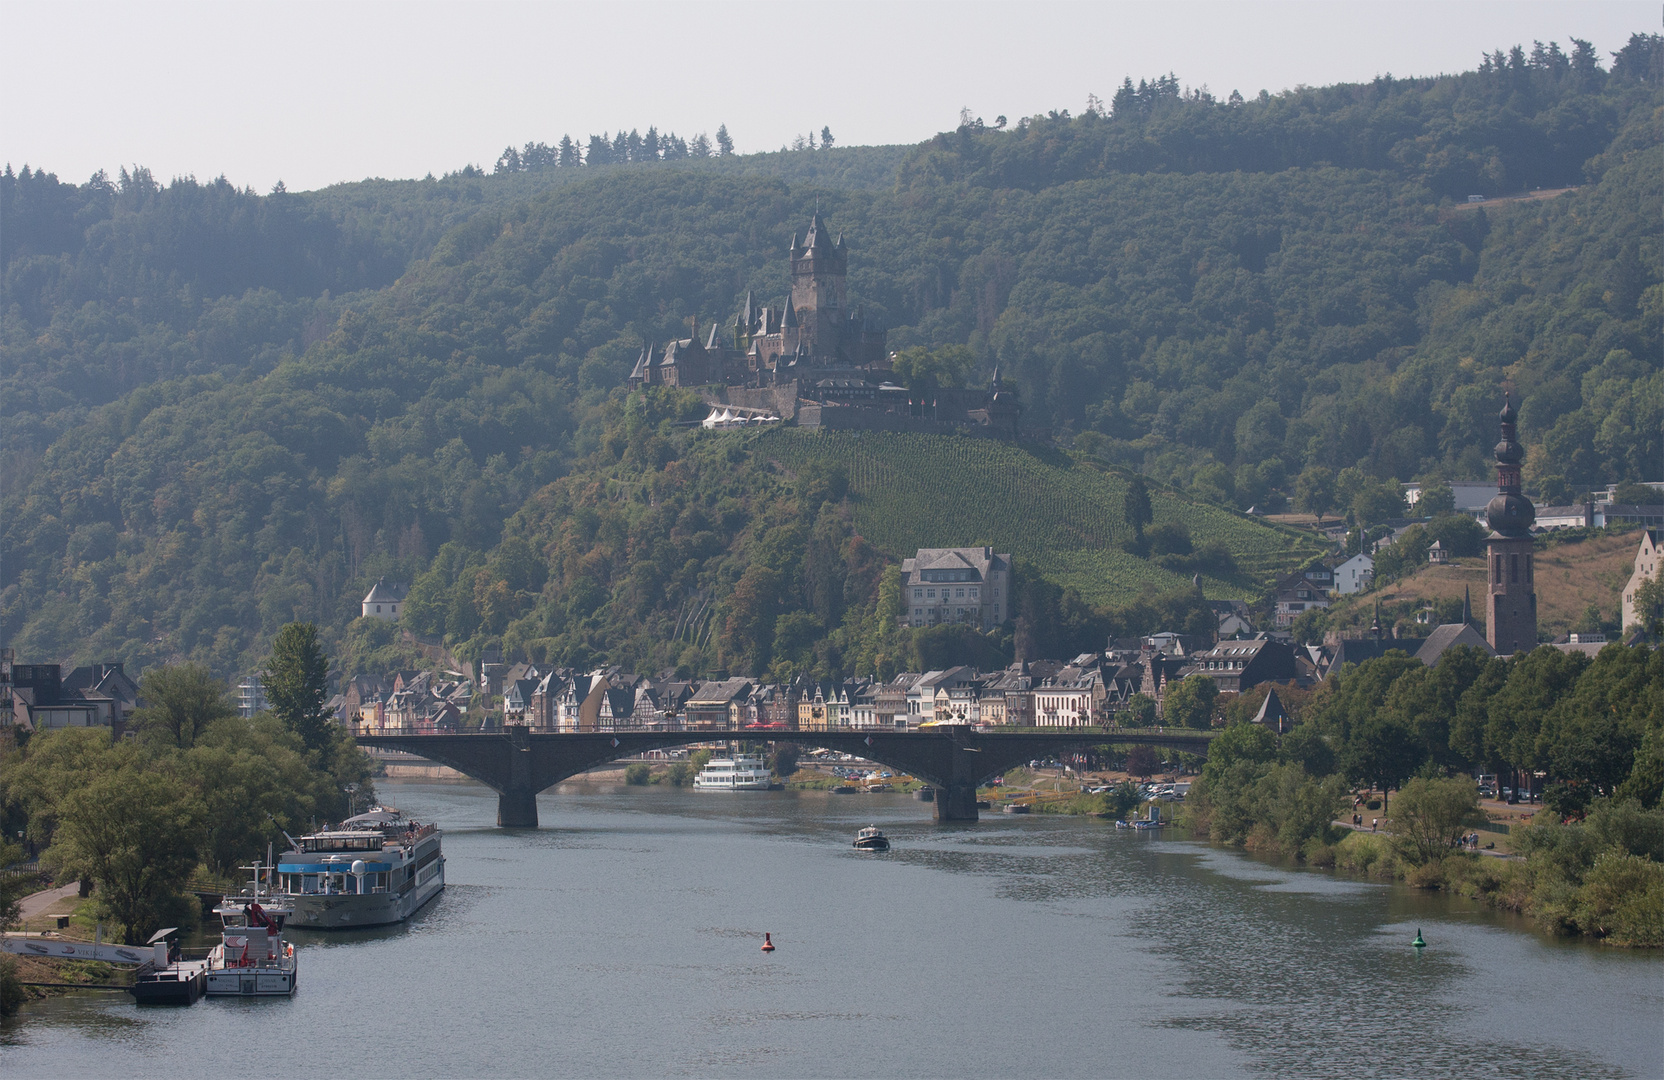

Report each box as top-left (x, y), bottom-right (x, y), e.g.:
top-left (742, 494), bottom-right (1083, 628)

top-left (274, 808), bottom-right (445, 929)
top-left (692, 755), bottom-right (772, 790)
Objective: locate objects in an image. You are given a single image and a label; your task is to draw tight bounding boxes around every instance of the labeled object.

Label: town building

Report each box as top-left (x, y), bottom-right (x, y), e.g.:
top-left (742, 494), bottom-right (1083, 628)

top-left (900, 547), bottom-right (1012, 630)
top-left (1622, 528), bottom-right (1661, 632)
top-left (1484, 395), bottom-right (1538, 654)
top-left (1332, 553), bottom-right (1374, 595)
top-left (1272, 566), bottom-right (1335, 627)
top-left (1, 654), bottom-right (140, 732)
top-left (361, 578), bottom-right (408, 620)
top-left (1184, 637), bottom-right (1297, 695)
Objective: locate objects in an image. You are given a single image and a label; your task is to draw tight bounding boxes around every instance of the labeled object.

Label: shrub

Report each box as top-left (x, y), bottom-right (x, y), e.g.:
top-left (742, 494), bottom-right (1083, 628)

top-left (666, 762), bottom-right (693, 786)
top-left (624, 762), bottom-right (650, 785)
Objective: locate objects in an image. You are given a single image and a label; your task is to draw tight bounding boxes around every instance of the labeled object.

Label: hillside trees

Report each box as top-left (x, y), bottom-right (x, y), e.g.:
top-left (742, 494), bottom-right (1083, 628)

top-left (1, 43), bottom-right (1657, 678)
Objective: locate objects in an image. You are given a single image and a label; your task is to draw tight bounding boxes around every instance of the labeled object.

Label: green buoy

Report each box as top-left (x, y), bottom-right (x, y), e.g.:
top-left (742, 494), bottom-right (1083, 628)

top-left (1411, 928), bottom-right (1426, 949)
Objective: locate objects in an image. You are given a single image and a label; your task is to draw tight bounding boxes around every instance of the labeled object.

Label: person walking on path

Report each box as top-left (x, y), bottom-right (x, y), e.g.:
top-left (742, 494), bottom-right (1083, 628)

top-left (1371, 817), bottom-right (1378, 832)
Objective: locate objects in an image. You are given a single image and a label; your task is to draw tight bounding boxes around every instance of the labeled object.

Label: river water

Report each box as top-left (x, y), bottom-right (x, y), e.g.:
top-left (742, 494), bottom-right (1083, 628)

top-left (4, 778), bottom-right (1660, 1078)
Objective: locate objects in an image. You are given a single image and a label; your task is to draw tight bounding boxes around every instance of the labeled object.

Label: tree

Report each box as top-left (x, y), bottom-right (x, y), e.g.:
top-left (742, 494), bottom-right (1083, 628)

top-left (264, 622), bottom-right (333, 755)
top-left (771, 742), bottom-right (801, 778)
top-left (1124, 475), bottom-right (1153, 535)
top-left (1125, 745), bottom-right (1162, 778)
top-left (1295, 466), bottom-right (1335, 524)
top-left (820, 126), bottom-right (835, 149)
top-left (889, 345), bottom-right (976, 389)
top-left (1162, 674), bottom-right (1219, 730)
top-left (714, 124), bottom-right (734, 156)
top-left (131, 663), bottom-right (235, 749)
top-left (1387, 776), bottom-right (1480, 865)
top-left (1123, 693), bottom-right (1157, 727)
top-left (46, 760), bottom-right (202, 944)
top-left (1101, 779), bottom-right (1143, 819)
top-left (1418, 481), bottom-right (1456, 516)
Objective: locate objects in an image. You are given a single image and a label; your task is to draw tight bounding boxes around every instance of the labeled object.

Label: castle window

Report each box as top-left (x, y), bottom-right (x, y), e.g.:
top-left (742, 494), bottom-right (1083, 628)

top-left (1526, 554), bottom-right (1533, 583)
top-left (1510, 555), bottom-right (1519, 583)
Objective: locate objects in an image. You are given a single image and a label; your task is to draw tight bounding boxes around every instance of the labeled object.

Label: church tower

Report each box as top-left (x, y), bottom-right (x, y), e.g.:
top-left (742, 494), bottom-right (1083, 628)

top-left (1484, 393), bottom-right (1537, 654)
top-left (788, 212), bottom-right (847, 360)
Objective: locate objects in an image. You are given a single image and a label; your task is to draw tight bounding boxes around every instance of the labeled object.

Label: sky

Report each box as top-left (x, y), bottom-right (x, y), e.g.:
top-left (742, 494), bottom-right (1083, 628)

top-left (1, 0), bottom-right (1655, 193)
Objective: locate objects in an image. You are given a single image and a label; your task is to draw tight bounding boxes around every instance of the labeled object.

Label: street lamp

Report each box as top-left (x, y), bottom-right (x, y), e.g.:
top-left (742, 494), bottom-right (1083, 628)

top-left (344, 782), bottom-right (360, 817)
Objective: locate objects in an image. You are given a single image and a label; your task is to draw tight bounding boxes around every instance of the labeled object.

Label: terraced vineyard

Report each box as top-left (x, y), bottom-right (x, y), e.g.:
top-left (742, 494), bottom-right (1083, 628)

top-left (754, 430), bottom-right (1321, 604)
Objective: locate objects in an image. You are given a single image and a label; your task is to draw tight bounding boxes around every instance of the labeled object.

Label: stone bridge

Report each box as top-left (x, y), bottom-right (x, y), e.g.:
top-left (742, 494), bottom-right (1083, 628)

top-left (357, 727), bottom-right (1214, 827)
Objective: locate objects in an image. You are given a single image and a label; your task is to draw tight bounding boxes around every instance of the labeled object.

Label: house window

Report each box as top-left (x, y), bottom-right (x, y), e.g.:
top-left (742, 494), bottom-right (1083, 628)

top-left (927, 589), bottom-right (936, 598)
top-left (376, 605), bottom-right (382, 613)
top-left (914, 589), bottom-right (923, 599)
top-left (914, 608), bottom-right (923, 616)
top-left (970, 588), bottom-right (979, 599)
top-left (956, 588), bottom-right (965, 598)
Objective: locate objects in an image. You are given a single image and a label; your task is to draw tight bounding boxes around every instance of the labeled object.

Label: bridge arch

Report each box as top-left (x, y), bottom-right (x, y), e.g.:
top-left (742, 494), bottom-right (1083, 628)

top-left (357, 727), bottom-right (1212, 827)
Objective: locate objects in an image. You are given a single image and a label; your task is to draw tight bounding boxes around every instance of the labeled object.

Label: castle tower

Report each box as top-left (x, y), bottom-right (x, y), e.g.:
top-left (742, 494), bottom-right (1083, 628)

top-left (1484, 393), bottom-right (1537, 654)
top-left (789, 212), bottom-right (848, 359)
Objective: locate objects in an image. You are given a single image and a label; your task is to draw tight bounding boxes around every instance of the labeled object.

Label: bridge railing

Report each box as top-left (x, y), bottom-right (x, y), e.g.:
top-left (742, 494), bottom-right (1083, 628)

top-left (355, 720), bottom-right (1214, 740)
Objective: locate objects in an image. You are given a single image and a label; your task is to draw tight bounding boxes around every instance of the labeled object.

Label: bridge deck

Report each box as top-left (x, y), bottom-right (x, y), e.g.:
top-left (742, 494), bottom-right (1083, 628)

top-left (356, 727), bottom-right (1212, 827)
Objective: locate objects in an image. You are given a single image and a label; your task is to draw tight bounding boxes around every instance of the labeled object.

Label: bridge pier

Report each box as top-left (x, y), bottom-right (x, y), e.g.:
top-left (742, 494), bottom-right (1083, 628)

top-left (933, 783), bottom-right (980, 823)
top-left (500, 724), bottom-right (539, 827)
top-left (497, 788), bottom-right (539, 828)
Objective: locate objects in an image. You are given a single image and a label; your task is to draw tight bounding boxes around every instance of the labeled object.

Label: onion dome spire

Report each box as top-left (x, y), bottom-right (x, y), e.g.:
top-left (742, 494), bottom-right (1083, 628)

top-left (1485, 391), bottom-right (1535, 536)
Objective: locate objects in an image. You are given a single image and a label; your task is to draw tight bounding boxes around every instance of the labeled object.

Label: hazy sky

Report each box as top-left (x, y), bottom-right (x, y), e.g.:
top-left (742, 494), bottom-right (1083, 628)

top-left (2, 1), bottom-right (1654, 193)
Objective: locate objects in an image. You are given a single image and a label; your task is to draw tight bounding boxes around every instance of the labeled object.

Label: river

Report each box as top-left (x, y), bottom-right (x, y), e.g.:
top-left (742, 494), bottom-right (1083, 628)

top-left (3, 777), bottom-right (1660, 1078)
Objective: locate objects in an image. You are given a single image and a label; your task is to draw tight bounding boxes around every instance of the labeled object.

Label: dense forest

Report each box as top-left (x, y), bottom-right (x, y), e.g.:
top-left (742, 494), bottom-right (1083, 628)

top-left (1, 36), bottom-right (1659, 678)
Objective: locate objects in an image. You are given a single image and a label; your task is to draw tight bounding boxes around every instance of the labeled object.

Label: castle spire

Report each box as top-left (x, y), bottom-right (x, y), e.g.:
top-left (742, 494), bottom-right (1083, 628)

top-left (782, 293), bottom-right (798, 328)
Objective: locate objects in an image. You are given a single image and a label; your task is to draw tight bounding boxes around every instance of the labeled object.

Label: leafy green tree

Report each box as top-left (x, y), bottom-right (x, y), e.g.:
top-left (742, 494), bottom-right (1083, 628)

top-left (1101, 780), bottom-right (1143, 820)
top-left (714, 124), bottom-right (734, 155)
top-left (1295, 466), bottom-right (1335, 524)
top-left (183, 714), bottom-right (329, 875)
top-left (889, 345), bottom-right (977, 389)
top-left (1123, 693), bottom-right (1157, 727)
top-left (1281, 722), bottom-right (1336, 776)
top-left (1125, 745), bottom-right (1162, 777)
top-left (263, 623), bottom-right (333, 755)
top-left (45, 759), bottom-right (202, 944)
top-left (1201, 721), bottom-right (1278, 779)
top-left (1123, 475), bottom-right (1153, 534)
top-left (131, 663), bottom-right (235, 749)
top-left (1387, 776), bottom-right (1480, 865)
top-left (1417, 481), bottom-right (1457, 516)
top-left (1162, 674), bottom-right (1218, 729)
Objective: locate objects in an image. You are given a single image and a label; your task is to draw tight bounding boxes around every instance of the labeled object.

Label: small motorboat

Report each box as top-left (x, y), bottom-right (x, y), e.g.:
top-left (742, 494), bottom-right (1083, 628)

top-left (866, 783), bottom-right (892, 793)
top-left (853, 826), bottom-right (891, 851)
top-left (1002, 802), bottom-right (1031, 814)
top-left (915, 787), bottom-right (935, 803)
top-left (832, 784), bottom-right (859, 794)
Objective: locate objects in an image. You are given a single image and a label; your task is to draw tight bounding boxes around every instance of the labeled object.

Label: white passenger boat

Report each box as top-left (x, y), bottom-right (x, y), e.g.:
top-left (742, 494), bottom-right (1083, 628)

top-left (205, 872), bottom-right (297, 997)
top-left (692, 755), bottom-right (772, 790)
top-left (275, 807), bottom-right (445, 929)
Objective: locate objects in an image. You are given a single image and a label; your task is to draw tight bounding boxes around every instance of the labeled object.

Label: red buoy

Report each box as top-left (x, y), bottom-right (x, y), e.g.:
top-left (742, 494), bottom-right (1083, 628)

top-left (761, 933), bottom-right (775, 952)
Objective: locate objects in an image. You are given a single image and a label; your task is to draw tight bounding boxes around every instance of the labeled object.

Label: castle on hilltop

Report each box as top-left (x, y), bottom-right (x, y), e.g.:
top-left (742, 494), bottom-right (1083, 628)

top-left (628, 213), bottom-right (1021, 437)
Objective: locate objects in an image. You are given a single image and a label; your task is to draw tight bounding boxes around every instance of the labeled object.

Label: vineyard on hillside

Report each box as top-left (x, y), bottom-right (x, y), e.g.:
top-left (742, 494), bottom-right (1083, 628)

top-left (754, 430), bottom-right (1322, 603)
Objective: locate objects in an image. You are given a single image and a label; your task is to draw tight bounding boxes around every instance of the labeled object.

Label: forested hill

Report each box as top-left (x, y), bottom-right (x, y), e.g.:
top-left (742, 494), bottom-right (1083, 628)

top-left (1, 37), bottom-right (1660, 678)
